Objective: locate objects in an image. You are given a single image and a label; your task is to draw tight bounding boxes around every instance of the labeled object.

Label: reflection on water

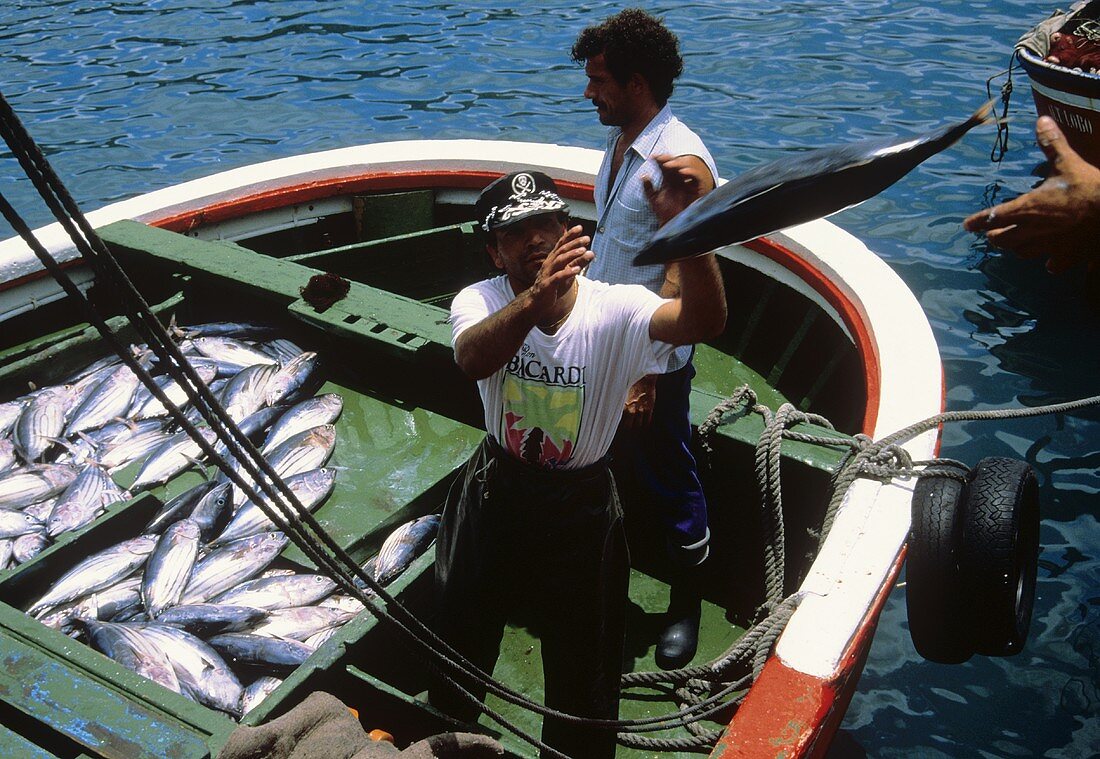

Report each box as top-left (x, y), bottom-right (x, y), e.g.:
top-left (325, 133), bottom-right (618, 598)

top-left (1, 1), bottom-right (1097, 756)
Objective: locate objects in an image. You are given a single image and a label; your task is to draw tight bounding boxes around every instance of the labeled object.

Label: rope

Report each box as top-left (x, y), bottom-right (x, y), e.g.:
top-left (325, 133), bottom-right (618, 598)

top-left (987, 50), bottom-right (1021, 163)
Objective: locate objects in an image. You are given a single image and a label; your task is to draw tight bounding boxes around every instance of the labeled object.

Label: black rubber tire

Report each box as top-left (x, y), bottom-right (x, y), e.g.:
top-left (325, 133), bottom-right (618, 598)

top-left (906, 468), bottom-right (974, 664)
top-left (958, 457), bottom-right (1040, 657)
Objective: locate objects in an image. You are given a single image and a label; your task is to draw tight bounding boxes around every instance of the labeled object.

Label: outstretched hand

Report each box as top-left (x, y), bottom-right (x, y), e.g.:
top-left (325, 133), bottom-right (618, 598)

top-left (964, 116), bottom-right (1100, 273)
top-left (643, 154), bottom-right (714, 226)
top-left (526, 224), bottom-right (593, 314)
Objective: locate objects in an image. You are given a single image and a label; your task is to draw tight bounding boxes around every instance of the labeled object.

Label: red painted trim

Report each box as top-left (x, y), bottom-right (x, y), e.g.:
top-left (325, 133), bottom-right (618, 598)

top-left (0, 257), bottom-right (84, 295)
top-left (711, 549), bottom-right (906, 758)
top-left (147, 171), bottom-right (595, 233)
top-left (743, 237), bottom-right (881, 436)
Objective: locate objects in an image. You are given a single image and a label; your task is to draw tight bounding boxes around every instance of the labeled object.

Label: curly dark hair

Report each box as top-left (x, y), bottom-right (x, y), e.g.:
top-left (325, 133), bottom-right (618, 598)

top-left (571, 8), bottom-right (683, 105)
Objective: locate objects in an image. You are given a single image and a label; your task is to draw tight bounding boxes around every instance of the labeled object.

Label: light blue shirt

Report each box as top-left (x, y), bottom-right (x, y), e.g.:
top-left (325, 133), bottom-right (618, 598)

top-left (587, 105), bottom-right (718, 371)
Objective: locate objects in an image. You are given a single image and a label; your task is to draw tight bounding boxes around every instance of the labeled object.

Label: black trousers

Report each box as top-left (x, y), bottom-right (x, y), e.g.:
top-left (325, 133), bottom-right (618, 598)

top-left (432, 437), bottom-right (629, 759)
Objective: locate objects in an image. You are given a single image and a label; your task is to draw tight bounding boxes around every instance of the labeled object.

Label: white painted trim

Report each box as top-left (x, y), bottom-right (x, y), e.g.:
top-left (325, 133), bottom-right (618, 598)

top-left (1030, 80), bottom-right (1100, 113)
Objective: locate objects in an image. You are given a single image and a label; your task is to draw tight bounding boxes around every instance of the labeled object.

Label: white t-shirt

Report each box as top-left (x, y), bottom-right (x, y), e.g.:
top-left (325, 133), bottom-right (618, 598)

top-left (450, 275), bottom-right (675, 470)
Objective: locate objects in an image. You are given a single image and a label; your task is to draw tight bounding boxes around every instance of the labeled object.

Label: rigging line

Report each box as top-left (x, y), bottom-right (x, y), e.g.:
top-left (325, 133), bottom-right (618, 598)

top-left (0, 119), bottom-right (707, 738)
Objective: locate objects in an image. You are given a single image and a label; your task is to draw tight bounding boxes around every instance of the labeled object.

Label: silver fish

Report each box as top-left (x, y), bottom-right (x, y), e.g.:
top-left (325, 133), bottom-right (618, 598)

top-left (212, 468), bottom-right (336, 545)
top-left (0, 509), bottom-right (43, 539)
top-left (264, 352), bottom-right (319, 406)
top-left (259, 339), bottom-right (305, 364)
top-left (13, 384), bottom-right (81, 462)
top-left (98, 424), bottom-right (173, 473)
top-left (46, 464), bottom-right (131, 538)
top-left (81, 620), bottom-right (182, 694)
top-left (129, 428), bottom-right (215, 492)
top-left (22, 496), bottom-right (57, 523)
top-left (130, 364), bottom-right (217, 421)
top-left (178, 531), bottom-right (288, 605)
top-left (211, 404), bottom-right (288, 460)
top-left (318, 593), bottom-right (368, 615)
top-left (213, 573), bottom-right (338, 611)
top-left (229, 425), bottom-right (336, 508)
top-left (0, 439), bottom-right (17, 474)
top-left (0, 398), bottom-right (28, 438)
top-left (206, 632), bottom-right (313, 669)
top-left (634, 103), bottom-right (995, 266)
top-left (28, 534), bottom-right (157, 616)
top-left (247, 605), bottom-right (355, 641)
top-left (143, 519), bottom-right (202, 618)
top-left (371, 514), bottom-right (440, 586)
top-left (0, 538), bottom-right (12, 570)
top-left (0, 465), bottom-right (79, 510)
top-left (12, 530), bottom-right (48, 564)
top-left (135, 623), bottom-right (243, 715)
top-left (240, 676), bottom-right (283, 716)
top-left (192, 337), bottom-right (278, 374)
top-left (302, 626), bottom-right (340, 651)
top-left (63, 365), bottom-right (141, 437)
top-left (38, 576), bottom-right (143, 632)
top-left (189, 481), bottom-right (234, 541)
top-left (175, 322), bottom-right (280, 341)
top-left (261, 394), bottom-right (343, 454)
top-left (155, 603), bottom-right (268, 637)
top-left (220, 363), bottom-right (280, 423)
top-left (145, 480), bottom-right (217, 535)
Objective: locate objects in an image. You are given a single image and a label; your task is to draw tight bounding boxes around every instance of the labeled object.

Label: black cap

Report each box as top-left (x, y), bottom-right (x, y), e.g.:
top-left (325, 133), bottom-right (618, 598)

top-left (474, 171), bottom-right (570, 232)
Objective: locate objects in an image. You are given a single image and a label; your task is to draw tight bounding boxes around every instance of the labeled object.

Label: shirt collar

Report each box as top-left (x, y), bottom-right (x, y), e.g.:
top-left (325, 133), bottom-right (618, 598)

top-left (621, 104), bottom-right (674, 160)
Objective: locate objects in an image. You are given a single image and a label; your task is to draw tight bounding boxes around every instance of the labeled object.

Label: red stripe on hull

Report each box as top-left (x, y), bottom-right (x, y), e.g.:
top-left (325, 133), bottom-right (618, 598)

top-left (711, 549), bottom-right (905, 758)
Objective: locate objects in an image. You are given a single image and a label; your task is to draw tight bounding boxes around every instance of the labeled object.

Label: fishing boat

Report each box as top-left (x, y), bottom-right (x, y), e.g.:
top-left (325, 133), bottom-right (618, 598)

top-left (0, 138), bottom-right (961, 758)
top-left (1015, 2), bottom-right (1100, 166)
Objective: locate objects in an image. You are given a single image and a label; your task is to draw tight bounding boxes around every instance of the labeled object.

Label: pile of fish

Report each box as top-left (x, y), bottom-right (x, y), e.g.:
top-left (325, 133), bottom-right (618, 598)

top-left (0, 321), bottom-right (441, 717)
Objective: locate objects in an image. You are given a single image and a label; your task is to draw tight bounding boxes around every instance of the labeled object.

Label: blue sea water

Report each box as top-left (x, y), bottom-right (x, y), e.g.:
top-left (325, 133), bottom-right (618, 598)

top-left (1, 1), bottom-right (1097, 756)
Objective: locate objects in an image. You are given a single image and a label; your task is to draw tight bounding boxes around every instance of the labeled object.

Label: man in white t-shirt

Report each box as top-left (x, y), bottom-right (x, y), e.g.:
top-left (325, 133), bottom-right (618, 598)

top-left (432, 164), bottom-right (725, 758)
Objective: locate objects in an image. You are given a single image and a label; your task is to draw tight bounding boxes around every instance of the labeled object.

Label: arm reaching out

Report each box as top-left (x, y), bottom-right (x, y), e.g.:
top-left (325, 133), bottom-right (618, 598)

top-left (644, 154), bottom-right (727, 345)
top-left (964, 116), bottom-right (1100, 274)
top-left (454, 225), bottom-right (593, 380)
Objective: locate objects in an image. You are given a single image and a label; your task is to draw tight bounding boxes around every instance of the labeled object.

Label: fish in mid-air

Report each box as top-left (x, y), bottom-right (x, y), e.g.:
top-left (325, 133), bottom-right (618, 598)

top-left (633, 103), bottom-right (994, 266)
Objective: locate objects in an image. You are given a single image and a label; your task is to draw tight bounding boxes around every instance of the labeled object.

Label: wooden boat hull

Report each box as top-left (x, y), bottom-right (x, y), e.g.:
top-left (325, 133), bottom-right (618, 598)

top-left (1018, 47), bottom-right (1100, 166)
top-left (0, 140), bottom-right (943, 758)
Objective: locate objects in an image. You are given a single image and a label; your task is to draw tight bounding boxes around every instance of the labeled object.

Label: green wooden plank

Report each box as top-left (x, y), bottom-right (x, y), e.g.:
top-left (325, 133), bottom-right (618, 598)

top-left (0, 613), bottom-right (233, 759)
top-left (98, 220), bottom-right (453, 356)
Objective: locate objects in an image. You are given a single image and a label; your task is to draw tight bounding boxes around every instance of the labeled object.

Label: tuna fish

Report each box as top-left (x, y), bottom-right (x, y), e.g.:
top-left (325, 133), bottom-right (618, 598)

top-left (64, 365), bottom-right (141, 437)
top-left (46, 463), bottom-right (130, 538)
top-left (178, 531), bottom-right (289, 605)
top-left (28, 534), bottom-right (157, 617)
top-left (207, 632), bottom-right (314, 669)
top-left (261, 394), bottom-right (343, 454)
top-left (240, 676), bottom-right (283, 715)
top-left (156, 603), bottom-right (268, 637)
top-left (142, 519), bottom-right (202, 617)
top-left (13, 384), bottom-right (82, 462)
top-left (80, 620), bottom-right (182, 694)
top-left (370, 514), bottom-right (440, 586)
top-left (633, 103), bottom-right (995, 266)
top-left (136, 623), bottom-right (243, 715)
top-left (0, 465), bottom-right (78, 510)
top-left (212, 468), bottom-right (336, 546)
top-left (213, 573), bottom-right (337, 611)
top-left (130, 428), bottom-right (216, 492)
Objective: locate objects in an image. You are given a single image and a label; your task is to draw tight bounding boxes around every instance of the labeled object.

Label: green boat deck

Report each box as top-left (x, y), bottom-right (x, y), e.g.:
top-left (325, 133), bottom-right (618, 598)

top-left (0, 215), bottom-right (858, 758)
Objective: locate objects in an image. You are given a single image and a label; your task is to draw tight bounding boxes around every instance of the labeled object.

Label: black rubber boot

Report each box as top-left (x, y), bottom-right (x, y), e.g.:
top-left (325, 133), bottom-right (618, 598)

top-left (655, 578), bottom-right (701, 670)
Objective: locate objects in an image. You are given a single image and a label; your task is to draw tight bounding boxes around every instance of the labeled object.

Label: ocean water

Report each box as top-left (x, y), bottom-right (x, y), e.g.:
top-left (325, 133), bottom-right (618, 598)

top-left (1, 1), bottom-right (1097, 757)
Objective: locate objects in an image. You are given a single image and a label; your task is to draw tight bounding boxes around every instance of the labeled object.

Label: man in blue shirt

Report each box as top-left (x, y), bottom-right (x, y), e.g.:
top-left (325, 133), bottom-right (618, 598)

top-left (572, 8), bottom-right (719, 669)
